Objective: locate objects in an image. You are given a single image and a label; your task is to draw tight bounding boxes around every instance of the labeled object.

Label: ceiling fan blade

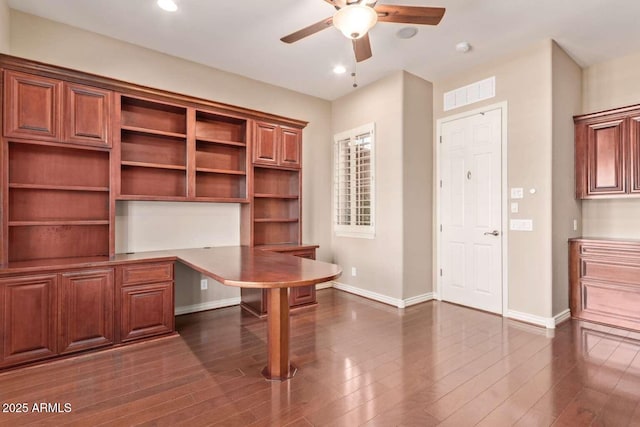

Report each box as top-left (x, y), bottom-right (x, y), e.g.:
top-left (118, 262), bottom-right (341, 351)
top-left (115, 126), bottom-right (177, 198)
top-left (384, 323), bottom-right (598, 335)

top-left (353, 33), bottom-right (373, 62)
top-left (281, 17), bottom-right (334, 44)
top-left (375, 5), bottom-right (445, 25)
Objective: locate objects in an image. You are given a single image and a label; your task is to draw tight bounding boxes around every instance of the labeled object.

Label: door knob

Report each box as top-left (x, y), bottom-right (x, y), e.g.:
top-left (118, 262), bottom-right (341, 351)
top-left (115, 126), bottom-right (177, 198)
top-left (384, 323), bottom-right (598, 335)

top-left (484, 230), bottom-right (500, 236)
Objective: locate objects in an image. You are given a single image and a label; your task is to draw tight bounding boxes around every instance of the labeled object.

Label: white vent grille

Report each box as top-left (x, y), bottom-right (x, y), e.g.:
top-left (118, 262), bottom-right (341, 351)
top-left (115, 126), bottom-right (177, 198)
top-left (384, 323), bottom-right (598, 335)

top-left (444, 76), bottom-right (496, 111)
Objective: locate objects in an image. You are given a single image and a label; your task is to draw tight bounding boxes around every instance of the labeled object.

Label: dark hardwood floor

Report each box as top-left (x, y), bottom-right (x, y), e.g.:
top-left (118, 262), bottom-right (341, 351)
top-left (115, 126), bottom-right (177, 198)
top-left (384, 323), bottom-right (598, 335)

top-left (1, 289), bottom-right (639, 426)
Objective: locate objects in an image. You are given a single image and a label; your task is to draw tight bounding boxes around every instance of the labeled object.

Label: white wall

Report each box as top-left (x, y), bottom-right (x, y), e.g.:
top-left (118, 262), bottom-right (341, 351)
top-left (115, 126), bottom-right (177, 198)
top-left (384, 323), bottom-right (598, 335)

top-left (551, 42), bottom-right (583, 316)
top-left (0, 0), bottom-right (9, 53)
top-left (402, 72), bottom-right (433, 299)
top-left (433, 40), bottom-right (554, 318)
top-left (9, 11), bottom-right (333, 311)
top-left (331, 72), bottom-right (405, 300)
top-left (581, 50), bottom-right (640, 239)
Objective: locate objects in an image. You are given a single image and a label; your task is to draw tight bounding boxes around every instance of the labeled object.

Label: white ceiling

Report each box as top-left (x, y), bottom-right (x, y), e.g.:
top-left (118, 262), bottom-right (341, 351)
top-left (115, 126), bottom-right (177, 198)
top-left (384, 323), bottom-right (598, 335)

top-left (8, 0), bottom-right (640, 100)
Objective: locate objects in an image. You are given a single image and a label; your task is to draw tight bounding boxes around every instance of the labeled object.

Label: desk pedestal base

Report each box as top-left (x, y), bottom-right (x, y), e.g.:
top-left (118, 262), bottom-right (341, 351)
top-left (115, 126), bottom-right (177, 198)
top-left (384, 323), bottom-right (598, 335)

top-left (262, 287), bottom-right (294, 381)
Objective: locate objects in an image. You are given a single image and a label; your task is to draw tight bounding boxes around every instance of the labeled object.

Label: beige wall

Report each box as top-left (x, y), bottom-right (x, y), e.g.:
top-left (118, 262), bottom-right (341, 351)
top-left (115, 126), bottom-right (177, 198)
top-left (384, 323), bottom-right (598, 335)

top-left (331, 72), bottom-right (405, 299)
top-left (582, 50), bottom-right (640, 238)
top-left (9, 11), bottom-right (332, 311)
top-left (433, 41), bottom-right (554, 318)
top-left (0, 0), bottom-right (9, 53)
top-left (551, 42), bottom-right (583, 316)
top-left (402, 72), bottom-right (433, 299)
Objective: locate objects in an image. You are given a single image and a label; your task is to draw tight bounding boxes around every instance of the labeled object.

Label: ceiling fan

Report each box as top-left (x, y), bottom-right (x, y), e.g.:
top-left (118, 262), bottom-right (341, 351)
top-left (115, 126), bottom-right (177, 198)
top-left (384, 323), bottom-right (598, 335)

top-left (280, 0), bottom-right (445, 63)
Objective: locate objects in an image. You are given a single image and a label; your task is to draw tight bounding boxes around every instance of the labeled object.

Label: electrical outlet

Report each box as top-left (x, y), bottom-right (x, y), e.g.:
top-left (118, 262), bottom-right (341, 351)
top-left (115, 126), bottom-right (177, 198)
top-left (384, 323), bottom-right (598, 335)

top-left (200, 279), bottom-right (208, 290)
top-left (351, 267), bottom-right (357, 277)
top-left (573, 219), bottom-right (578, 231)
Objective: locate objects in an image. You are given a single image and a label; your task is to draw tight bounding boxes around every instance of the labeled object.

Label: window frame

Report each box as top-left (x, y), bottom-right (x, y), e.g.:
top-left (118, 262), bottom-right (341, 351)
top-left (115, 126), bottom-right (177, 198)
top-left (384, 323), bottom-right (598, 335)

top-left (333, 122), bottom-right (375, 239)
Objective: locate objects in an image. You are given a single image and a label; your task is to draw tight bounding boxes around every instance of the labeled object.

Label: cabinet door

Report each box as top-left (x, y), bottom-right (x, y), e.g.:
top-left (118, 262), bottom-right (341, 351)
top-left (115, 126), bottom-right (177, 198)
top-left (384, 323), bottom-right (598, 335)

top-left (0, 275), bottom-right (57, 366)
top-left (3, 71), bottom-right (62, 141)
top-left (288, 249), bottom-right (316, 307)
top-left (120, 282), bottom-right (174, 342)
top-left (253, 121), bottom-right (279, 166)
top-left (64, 83), bottom-right (112, 147)
top-left (59, 269), bottom-right (114, 354)
top-left (280, 127), bottom-right (302, 169)
top-left (585, 119), bottom-right (627, 196)
top-left (630, 115), bottom-right (640, 194)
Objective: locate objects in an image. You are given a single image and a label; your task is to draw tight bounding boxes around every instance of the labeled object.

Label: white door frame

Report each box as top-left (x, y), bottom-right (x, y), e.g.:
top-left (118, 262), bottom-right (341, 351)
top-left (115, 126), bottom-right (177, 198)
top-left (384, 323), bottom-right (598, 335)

top-left (435, 101), bottom-right (509, 315)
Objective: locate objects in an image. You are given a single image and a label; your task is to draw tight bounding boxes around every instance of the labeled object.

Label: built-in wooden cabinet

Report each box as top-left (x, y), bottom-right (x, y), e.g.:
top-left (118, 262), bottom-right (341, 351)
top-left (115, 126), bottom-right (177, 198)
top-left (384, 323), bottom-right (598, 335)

top-left (253, 121), bottom-right (301, 169)
top-left (118, 262), bottom-right (174, 342)
top-left (59, 268), bottom-right (114, 354)
top-left (3, 70), bottom-right (61, 141)
top-left (116, 95), bottom-right (249, 202)
top-left (575, 105), bottom-right (640, 198)
top-left (64, 83), bottom-right (112, 147)
top-left (5, 142), bottom-right (111, 264)
top-left (0, 274), bottom-right (58, 367)
top-left (0, 54), bottom-right (317, 369)
top-left (570, 239), bottom-right (640, 332)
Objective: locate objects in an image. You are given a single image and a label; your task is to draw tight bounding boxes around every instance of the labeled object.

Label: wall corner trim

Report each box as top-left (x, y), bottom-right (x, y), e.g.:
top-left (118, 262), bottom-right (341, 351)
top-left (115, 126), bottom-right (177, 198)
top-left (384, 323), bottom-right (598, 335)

top-left (506, 308), bottom-right (569, 329)
top-left (175, 297), bottom-right (241, 315)
top-left (332, 281), bottom-right (434, 308)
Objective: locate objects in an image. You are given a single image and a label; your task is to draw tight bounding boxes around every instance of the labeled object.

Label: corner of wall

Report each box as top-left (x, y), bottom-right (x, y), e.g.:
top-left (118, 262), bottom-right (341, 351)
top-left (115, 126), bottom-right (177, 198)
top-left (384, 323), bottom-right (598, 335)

top-left (0, 0), bottom-right (10, 53)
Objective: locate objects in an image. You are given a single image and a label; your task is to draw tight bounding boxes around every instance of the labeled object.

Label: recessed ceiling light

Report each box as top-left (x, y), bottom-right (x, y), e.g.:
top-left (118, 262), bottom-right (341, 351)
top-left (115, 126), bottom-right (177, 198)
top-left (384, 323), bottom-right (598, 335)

top-left (333, 65), bottom-right (347, 75)
top-left (396, 27), bottom-right (418, 39)
top-left (157, 0), bottom-right (177, 12)
top-left (456, 41), bottom-right (472, 53)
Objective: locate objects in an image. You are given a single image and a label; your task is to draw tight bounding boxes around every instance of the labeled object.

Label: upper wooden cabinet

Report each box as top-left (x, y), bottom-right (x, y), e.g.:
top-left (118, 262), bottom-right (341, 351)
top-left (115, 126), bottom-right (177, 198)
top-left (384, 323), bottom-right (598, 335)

top-left (3, 70), bottom-right (112, 148)
top-left (3, 70), bottom-right (62, 141)
top-left (575, 105), bottom-right (640, 199)
top-left (64, 83), bottom-right (112, 147)
top-left (253, 121), bottom-right (301, 169)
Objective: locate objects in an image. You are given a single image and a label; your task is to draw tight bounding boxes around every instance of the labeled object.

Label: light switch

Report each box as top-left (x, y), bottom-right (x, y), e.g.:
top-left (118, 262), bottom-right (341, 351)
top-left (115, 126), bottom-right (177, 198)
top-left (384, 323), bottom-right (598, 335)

top-left (511, 187), bottom-right (524, 199)
top-left (511, 202), bottom-right (519, 213)
top-left (510, 219), bottom-right (533, 231)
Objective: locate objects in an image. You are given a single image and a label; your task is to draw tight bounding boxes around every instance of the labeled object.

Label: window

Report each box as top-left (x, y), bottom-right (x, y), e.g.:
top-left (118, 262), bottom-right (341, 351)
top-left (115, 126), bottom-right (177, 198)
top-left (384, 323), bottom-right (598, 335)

top-left (333, 123), bottom-right (375, 238)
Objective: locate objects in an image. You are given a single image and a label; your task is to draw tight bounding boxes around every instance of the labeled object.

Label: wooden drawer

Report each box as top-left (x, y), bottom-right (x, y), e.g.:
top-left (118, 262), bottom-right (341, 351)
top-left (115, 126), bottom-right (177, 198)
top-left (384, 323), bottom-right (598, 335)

top-left (120, 262), bottom-right (173, 286)
top-left (581, 259), bottom-right (640, 286)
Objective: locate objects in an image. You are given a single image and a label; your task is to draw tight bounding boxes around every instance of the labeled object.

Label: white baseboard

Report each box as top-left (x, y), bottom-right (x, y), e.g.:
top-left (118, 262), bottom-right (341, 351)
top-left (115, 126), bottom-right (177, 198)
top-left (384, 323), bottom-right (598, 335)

top-left (553, 308), bottom-right (571, 326)
top-left (331, 281), bottom-right (434, 309)
top-left (175, 297), bottom-right (241, 315)
top-left (316, 282), bottom-right (333, 290)
top-left (507, 308), bottom-right (571, 329)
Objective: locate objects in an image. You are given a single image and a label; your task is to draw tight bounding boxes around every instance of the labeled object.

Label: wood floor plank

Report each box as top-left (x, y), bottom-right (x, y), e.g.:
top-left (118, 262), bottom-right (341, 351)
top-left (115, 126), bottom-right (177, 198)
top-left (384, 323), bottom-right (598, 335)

top-left (1, 289), bottom-right (640, 426)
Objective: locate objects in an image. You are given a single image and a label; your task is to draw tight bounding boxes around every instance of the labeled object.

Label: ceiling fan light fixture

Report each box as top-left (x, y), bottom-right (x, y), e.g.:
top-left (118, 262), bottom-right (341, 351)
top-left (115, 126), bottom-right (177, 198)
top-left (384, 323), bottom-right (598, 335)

top-left (333, 4), bottom-right (378, 40)
top-left (157, 0), bottom-right (177, 12)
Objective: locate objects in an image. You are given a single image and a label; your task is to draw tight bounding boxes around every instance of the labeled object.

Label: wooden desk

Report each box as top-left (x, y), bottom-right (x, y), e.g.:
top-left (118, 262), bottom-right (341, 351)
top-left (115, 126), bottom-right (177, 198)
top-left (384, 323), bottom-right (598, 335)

top-left (173, 247), bottom-right (342, 380)
top-left (0, 247), bottom-right (341, 379)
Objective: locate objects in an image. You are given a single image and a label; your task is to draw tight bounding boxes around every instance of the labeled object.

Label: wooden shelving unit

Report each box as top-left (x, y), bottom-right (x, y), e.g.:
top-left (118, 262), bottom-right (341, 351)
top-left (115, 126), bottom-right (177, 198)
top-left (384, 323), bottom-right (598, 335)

top-left (6, 141), bottom-right (111, 263)
top-left (118, 96), bottom-right (188, 199)
top-left (194, 110), bottom-right (248, 201)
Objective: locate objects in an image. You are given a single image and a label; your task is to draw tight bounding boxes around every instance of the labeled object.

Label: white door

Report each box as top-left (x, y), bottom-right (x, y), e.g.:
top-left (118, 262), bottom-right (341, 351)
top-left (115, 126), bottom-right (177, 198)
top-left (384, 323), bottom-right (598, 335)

top-left (440, 108), bottom-right (502, 314)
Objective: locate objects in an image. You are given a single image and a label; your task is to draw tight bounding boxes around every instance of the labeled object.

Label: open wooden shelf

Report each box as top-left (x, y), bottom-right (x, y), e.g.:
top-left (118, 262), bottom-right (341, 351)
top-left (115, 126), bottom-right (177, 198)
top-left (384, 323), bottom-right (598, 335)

top-left (196, 167), bottom-right (246, 175)
top-left (195, 110), bottom-right (246, 143)
top-left (254, 193), bottom-right (299, 199)
top-left (195, 173), bottom-right (246, 200)
top-left (120, 166), bottom-right (186, 198)
top-left (253, 222), bottom-right (299, 246)
top-left (120, 125), bottom-right (186, 139)
top-left (8, 183), bottom-right (109, 192)
top-left (9, 188), bottom-right (109, 222)
top-left (120, 130), bottom-right (186, 168)
top-left (195, 136), bottom-right (246, 147)
top-left (253, 218), bottom-right (299, 223)
top-left (120, 96), bottom-right (187, 135)
top-left (9, 220), bottom-right (110, 226)
top-left (121, 161), bottom-right (187, 171)
top-left (253, 167), bottom-right (299, 197)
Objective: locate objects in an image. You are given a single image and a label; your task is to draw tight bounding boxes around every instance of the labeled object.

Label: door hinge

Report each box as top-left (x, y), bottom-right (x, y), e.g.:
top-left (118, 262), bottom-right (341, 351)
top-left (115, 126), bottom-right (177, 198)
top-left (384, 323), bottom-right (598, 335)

top-left (440, 180), bottom-right (442, 188)
top-left (440, 224), bottom-right (442, 232)
top-left (439, 136), bottom-right (442, 144)
top-left (440, 269), bottom-right (443, 276)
